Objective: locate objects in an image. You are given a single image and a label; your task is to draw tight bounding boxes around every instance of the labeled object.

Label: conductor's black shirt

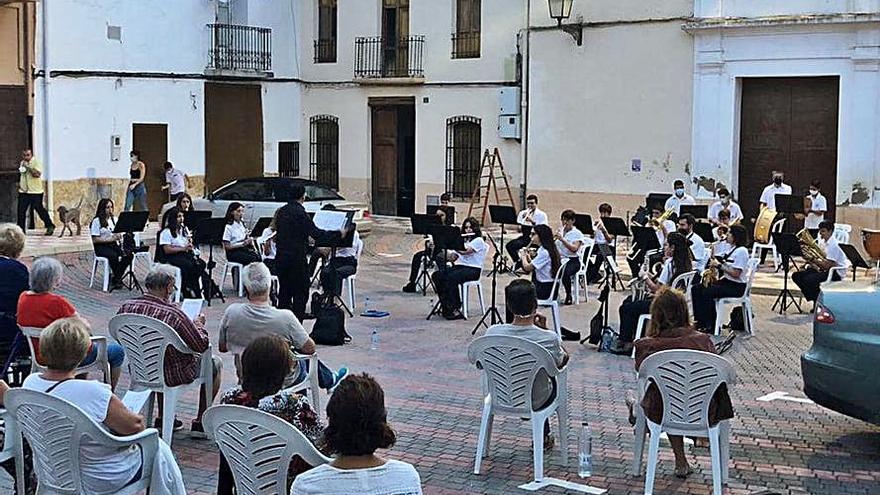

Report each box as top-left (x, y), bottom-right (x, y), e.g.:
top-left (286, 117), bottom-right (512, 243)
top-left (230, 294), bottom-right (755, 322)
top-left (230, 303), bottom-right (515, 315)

top-left (274, 201), bottom-right (341, 260)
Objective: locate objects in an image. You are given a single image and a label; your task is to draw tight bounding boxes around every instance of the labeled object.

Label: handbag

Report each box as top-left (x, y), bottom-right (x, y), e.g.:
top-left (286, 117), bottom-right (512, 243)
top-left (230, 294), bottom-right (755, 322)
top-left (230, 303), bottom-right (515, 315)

top-left (310, 293), bottom-right (351, 346)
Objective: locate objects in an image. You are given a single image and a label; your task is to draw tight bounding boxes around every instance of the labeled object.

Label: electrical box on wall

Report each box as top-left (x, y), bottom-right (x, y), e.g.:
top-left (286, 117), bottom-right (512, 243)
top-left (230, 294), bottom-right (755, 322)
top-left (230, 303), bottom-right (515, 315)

top-left (110, 135), bottom-right (122, 161)
top-left (498, 115), bottom-right (520, 139)
top-left (498, 87), bottom-right (520, 115)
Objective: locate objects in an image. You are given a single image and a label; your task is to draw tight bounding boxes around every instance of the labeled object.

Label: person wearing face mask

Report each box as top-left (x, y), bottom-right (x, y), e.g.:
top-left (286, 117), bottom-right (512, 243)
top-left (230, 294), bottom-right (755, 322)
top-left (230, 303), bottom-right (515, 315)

top-left (708, 188), bottom-right (743, 225)
top-left (664, 180), bottom-right (695, 216)
top-left (804, 180), bottom-right (827, 234)
top-left (759, 171), bottom-right (792, 211)
top-left (124, 150), bottom-right (148, 212)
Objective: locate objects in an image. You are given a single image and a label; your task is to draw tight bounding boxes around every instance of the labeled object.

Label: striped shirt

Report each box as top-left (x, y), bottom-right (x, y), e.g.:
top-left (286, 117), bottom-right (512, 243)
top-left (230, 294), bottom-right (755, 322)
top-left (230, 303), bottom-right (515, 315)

top-left (117, 294), bottom-right (208, 387)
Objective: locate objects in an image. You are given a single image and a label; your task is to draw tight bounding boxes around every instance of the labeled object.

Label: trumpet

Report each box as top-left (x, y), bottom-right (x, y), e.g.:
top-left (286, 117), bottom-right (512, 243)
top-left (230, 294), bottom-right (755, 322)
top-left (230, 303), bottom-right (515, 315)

top-left (649, 208), bottom-right (675, 230)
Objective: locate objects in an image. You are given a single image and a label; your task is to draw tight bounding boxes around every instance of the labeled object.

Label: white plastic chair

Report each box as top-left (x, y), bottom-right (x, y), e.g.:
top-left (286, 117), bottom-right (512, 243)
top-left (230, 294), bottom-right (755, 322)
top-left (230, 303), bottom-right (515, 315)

top-left (632, 349), bottom-right (736, 495)
top-left (132, 232), bottom-right (153, 269)
top-left (468, 335), bottom-right (569, 483)
top-left (573, 240), bottom-right (596, 304)
top-left (537, 258), bottom-right (570, 341)
top-left (109, 313), bottom-right (214, 446)
top-left (21, 326), bottom-right (112, 385)
top-left (169, 265), bottom-right (185, 302)
top-left (713, 258), bottom-right (760, 336)
top-left (0, 408), bottom-right (19, 492)
top-left (340, 238), bottom-right (364, 310)
top-left (824, 265), bottom-right (848, 283)
top-left (630, 270), bottom-right (698, 358)
top-left (460, 280), bottom-right (486, 319)
top-left (832, 223), bottom-right (851, 244)
top-left (203, 405), bottom-right (331, 495)
top-left (220, 261), bottom-right (245, 297)
top-left (6, 388), bottom-right (161, 495)
top-left (89, 255), bottom-right (111, 292)
top-left (750, 218), bottom-right (785, 270)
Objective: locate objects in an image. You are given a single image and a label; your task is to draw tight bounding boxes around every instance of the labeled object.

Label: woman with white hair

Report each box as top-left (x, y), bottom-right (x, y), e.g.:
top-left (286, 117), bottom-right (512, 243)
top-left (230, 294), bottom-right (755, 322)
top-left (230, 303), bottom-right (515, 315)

top-left (0, 223), bottom-right (29, 369)
top-left (17, 257), bottom-right (126, 390)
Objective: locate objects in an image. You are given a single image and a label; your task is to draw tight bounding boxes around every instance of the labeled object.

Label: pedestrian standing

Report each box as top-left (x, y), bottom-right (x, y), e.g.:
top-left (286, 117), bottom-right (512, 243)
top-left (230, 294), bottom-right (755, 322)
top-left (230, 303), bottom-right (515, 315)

top-left (124, 150), bottom-right (148, 212)
top-left (162, 161), bottom-right (187, 203)
top-left (17, 149), bottom-right (55, 236)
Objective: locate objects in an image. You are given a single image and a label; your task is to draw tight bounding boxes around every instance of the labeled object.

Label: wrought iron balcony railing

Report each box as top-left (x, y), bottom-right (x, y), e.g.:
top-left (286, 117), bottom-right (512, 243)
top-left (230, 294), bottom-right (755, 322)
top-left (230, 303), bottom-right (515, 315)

top-left (451, 31), bottom-right (481, 59)
top-left (207, 23), bottom-right (272, 73)
top-left (354, 35), bottom-right (425, 79)
top-left (314, 38), bottom-right (337, 63)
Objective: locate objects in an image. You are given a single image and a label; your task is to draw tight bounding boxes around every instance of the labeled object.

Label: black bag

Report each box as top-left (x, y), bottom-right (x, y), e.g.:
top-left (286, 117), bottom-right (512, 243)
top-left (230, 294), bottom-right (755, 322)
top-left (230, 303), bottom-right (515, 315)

top-left (310, 293), bottom-right (351, 346)
top-left (728, 307), bottom-right (745, 332)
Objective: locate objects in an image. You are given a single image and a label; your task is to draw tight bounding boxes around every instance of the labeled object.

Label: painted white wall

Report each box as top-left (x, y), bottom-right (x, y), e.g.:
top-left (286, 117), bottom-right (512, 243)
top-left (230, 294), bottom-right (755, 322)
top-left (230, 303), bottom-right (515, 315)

top-left (261, 82), bottom-right (304, 174)
top-left (695, 0), bottom-right (880, 18)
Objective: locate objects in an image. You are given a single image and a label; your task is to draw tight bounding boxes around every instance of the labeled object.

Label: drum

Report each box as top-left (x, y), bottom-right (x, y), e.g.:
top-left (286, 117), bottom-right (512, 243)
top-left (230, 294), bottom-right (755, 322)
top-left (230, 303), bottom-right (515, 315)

top-left (861, 228), bottom-right (880, 259)
top-left (754, 208), bottom-right (776, 244)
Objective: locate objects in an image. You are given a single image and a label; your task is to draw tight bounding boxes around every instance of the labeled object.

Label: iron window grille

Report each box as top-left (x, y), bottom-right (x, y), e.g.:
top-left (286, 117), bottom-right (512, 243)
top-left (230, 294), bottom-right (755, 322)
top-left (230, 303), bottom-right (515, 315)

top-left (278, 142), bottom-right (300, 177)
top-left (446, 116), bottom-right (482, 200)
top-left (309, 115), bottom-right (339, 190)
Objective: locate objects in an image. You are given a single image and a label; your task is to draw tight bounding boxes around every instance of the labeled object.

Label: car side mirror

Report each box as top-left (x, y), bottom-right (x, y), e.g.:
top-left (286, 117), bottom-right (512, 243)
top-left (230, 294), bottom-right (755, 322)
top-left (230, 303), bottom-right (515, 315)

top-left (206, 192), bottom-right (214, 201)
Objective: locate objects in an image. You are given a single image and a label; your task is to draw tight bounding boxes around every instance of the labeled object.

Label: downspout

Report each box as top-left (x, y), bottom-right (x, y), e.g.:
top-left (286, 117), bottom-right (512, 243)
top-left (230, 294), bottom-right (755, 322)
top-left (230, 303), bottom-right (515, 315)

top-left (518, 0), bottom-right (531, 209)
top-left (40, 0), bottom-right (52, 211)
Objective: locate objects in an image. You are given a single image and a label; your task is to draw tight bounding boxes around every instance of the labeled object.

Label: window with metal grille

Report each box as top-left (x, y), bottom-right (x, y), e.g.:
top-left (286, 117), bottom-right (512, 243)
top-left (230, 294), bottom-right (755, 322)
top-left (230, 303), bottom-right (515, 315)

top-left (315, 0), bottom-right (337, 63)
top-left (309, 115), bottom-right (339, 190)
top-left (452, 0), bottom-right (480, 59)
top-left (278, 141), bottom-right (300, 177)
top-left (446, 116), bottom-right (482, 200)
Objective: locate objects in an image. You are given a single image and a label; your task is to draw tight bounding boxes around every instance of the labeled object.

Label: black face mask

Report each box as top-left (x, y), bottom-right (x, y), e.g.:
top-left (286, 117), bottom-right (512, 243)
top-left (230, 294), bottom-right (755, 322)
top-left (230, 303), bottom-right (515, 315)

top-left (678, 228), bottom-right (689, 236)
top-left (773, 177), bottom-right (783, 186)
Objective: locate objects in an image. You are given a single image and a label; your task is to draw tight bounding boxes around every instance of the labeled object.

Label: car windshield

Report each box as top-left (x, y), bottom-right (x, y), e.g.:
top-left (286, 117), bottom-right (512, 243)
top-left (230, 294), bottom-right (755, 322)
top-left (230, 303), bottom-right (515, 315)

top-left (304, 184), bottom-right (342, 201)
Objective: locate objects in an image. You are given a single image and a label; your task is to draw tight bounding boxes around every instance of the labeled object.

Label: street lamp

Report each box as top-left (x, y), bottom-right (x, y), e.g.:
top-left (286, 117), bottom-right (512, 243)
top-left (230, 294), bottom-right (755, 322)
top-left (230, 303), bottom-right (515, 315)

top-left (547, 0), bottom-right (583, 46)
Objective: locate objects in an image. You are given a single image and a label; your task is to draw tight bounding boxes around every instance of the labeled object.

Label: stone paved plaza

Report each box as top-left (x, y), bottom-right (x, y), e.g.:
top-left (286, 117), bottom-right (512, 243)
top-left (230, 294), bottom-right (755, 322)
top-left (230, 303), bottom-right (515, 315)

top-left (3, 230), bottom-right (879, 495)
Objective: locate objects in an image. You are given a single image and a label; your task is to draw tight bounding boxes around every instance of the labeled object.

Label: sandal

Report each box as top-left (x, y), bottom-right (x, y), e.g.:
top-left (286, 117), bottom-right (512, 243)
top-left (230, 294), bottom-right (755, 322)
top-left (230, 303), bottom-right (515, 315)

top-left (674, 465), bottom-right (693, 479)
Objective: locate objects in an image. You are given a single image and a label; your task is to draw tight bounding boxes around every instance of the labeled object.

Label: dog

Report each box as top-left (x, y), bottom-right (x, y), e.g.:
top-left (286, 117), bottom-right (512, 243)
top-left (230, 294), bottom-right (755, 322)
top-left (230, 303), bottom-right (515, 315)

top-left (56, 196), bottom-right (84, 237)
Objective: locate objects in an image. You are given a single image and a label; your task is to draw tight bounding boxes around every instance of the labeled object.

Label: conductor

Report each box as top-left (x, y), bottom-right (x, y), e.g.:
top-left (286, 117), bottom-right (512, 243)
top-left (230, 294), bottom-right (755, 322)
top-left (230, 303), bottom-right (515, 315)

top-left (274, 183), bottom-right (350, 320)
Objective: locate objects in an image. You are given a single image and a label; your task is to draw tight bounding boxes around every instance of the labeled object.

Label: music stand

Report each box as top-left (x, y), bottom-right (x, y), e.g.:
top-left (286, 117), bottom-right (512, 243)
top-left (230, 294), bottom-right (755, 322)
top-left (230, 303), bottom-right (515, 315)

top-left (313, 210), bottom-right (356, 317)
top-left (410, 213), bottom-right (443, 295)
top-left (680, 205), bottom-right (709, 220)
top-left (470, 206), bottom-right (517, 333)
top-left (184, 210), bottom-right (212, 231)
top-left (774, 194), bottom-right (803, 232)
top-left (771, 232), bottom-right (802, 314)
top-left (250, 217), bottom-right (273, 239)
top-left (646, 193), bottom-right (672, 214)
top-left (840, 243), bottom-right (870, 281)
top-left (426, 205), bottom-right (456, 226)
top-left (426, 225), bottom-right (466, 320)
top-left (193, 217), bottom-right (227, 306)
top-left (112, 211), bottom-right (149, 293)
top-left (574, 214), bottom-right (594, 236)
top-left (599, 216), bottom-right (630, 290)
top-left (694, 222), bottom-right (715, 243)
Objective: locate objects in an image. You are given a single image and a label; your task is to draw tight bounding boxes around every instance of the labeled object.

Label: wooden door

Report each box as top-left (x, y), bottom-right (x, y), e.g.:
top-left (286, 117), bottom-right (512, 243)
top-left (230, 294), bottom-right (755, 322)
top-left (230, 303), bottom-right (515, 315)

top-left (132, 123), bottom-right (168, 220)
top-left (371, 106), bottom-right (398, 215)
top-left (738, 77), bottom-right (839, 225)
top-left (0, 86), bottom-right (28, 223)
top-left (382, 0), bottom-right (409, 76)
top-left (204, 83), bottom-right (264, 195)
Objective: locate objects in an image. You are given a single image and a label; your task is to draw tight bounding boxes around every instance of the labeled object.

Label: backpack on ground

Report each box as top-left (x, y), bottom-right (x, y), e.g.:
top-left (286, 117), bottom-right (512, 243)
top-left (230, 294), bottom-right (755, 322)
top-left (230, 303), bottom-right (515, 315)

top-left (310, 292), bottom-right (351, 346)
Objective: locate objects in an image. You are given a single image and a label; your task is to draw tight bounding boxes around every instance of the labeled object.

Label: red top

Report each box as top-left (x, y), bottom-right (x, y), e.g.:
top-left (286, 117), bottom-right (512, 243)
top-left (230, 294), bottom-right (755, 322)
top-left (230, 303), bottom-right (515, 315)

top-left (17, 292), bottom-right (77, 328)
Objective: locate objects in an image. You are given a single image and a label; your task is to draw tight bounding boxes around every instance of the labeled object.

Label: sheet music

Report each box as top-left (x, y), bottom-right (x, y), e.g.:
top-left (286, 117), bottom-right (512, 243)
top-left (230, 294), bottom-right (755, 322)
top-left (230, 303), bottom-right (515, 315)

top-left (313, 210), bottom-right (351, 231)
top-left (181, 299), bottom-right (204, 321)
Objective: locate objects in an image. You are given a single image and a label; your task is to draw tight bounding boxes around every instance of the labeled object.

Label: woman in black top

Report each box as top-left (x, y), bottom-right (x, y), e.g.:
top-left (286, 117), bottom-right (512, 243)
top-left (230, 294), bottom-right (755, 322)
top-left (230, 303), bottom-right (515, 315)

top-left (124, 150), bottom-right (147, 212)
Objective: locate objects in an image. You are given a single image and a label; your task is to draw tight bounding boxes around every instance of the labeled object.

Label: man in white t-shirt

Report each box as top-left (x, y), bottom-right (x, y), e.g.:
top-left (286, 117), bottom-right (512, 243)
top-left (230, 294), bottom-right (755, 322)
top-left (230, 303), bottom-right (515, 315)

top-left (677, 213), bottom-right (708, 271)
top-left (162, 161), bottom-right (187, 202)
top-left (707, 187), bottom-right (743, 225)
top-left (664, 180), bottom-right (696, 215)
top-left (505, 194), bottom-right (548, 268)
top-left (793, 220), bottom-right (847, 305)
top-left (759, 171), bottom-right (792, 211)
top-left (804, 180), bottom-right (827, 231)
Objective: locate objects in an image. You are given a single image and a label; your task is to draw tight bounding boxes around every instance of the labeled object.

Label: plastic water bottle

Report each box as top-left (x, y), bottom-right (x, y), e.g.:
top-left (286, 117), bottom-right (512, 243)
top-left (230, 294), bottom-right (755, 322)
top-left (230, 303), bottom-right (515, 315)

top-left (364, 297), bottom-right (371, 314)
top-left (578, 422), bottom-right (592, 477)
top-left (370, 329), bottom-right (379, 351)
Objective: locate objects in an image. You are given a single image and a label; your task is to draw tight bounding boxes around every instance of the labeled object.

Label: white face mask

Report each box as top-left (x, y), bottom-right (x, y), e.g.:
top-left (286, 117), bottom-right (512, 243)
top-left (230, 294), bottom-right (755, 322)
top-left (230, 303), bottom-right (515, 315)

top-left (810, 189), bottom-right (818, 196)
top-left (721, 197), bottom-right (730, 205)
top-left (130, 156), bottom-right (137, 163)
top-left (675, 188), bottom-right (685, 197)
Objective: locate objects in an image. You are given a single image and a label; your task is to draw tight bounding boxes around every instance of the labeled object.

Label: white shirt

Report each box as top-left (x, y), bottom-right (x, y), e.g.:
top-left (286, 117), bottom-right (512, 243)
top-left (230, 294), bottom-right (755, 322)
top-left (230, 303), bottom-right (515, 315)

top-left (708, 201), bottom-right (743, 224)
top-left (723, 246), bottom-right (750, 284)
top-left (593, 220), bottom-right (610, 244)
top-left (334, 230), bottom-right (362, 259)
top-left (23, 375), bottom-right (142, 495)
top-left (713, 239), bottom-right (734, 257)
top-left (819, 236), bottom-right (847, 268)
top-left (457, 236), bottom-right (488, 269)
top-left (687, 232), bottom-right (708, 271)
top-left (258, 227), bottom-right (276, 260)
top-left (159, 227), bottom-right (190, 248)
top-left (89, 217), bottom-right (116, 240)
top-left (656, 220), bottom-right (676, 247)
top-left (664, 194), bottom-right (696, 215)
top-left (517, 207), bottom-right (549, 227)
top-left (532, 247), bottom-right (554, 283)
top-left (290, 459), bottom-right (423, 495)
top-left (165, 168), bottom-right (186, 195)
top-left (556, 226), bottom-right (583, 258)
top-left (805, 193), bottom-right (827, 229)
top-left (223, 220), bottom-right (248, 244)
top-left (657, 258), bottom-right (674, 286)
top-left (760, 183), bottom-right (792, 210)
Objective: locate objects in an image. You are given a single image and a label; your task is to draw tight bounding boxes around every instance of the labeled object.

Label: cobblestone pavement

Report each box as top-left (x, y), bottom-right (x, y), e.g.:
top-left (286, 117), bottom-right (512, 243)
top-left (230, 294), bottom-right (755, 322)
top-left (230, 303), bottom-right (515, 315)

top-left (2, 230), bottom-right (879, 494)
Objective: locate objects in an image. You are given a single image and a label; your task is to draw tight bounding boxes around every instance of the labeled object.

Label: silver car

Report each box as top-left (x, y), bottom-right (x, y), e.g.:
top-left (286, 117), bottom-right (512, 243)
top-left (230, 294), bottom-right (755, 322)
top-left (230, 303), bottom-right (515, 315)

top-left (160, 177), bottom-right (373, 235)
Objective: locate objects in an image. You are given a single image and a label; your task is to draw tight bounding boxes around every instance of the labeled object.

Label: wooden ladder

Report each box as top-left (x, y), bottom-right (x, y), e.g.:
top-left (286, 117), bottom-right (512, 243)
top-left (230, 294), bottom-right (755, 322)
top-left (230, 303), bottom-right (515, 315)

top-left (466, 148), bottom-right (517, 226)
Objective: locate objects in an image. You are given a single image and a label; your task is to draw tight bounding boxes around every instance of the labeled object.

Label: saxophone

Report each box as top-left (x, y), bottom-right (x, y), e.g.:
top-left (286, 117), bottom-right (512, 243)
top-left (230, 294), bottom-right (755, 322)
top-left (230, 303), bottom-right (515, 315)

top-left (797, 228), bottom-right (827, 268)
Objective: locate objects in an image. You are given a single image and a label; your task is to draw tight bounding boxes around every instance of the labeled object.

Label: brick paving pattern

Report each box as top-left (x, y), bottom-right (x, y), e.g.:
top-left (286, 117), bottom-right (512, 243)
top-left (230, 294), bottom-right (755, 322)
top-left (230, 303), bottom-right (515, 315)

top-left (2, 230), bottom-right (878, 494)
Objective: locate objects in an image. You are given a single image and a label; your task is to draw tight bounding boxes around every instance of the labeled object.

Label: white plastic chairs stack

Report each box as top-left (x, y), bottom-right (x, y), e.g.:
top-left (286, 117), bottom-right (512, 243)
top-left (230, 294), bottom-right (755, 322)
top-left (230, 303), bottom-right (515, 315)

top-left (109, 313), bottom-right (214, 446)
top-left (203, 405), bottom-right (331, 495)
top-left (631, 349), bottom-right (736, 495)
top-left (468, 335), bottom-right (569, 483)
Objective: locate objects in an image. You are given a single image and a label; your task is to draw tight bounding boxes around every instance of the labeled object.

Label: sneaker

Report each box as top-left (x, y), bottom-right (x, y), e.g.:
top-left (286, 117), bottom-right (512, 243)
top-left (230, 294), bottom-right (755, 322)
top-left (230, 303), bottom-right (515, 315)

top-left (402, 283), bottom-right (417, 293)
top-left (543, 433), bottom-right (555, 451)
top-left (330, 367), bottom-right (349, 392)
top-left (154, 417), bottom-right (184, 431)
top-left (190, 419), bottom-right (207, 439)
top-left (560, 328), bottom-right (581, 341)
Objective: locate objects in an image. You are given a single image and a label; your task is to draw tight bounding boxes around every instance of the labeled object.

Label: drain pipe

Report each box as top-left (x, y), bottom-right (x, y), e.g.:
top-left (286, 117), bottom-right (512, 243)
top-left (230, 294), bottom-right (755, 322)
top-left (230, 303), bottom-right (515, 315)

top-left (40, 0), bottom-right (52, 211)
top-left (518, 0), bottom-right (531, 209)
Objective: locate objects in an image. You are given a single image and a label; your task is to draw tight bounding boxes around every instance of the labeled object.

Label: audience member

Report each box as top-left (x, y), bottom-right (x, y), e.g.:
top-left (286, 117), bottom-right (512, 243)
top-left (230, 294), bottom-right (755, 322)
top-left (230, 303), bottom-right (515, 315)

top-left (17, 257), bottom-right (125, 389)
top-left (0, 223), bottom-right (28, 365)
top-left (217, 335), bottom-right (325, 494)
top-left (629, 287), bottom-right (734, 479)
top-left (0, 378), bottom-right (34, 494)
top-left (291, 373), bottom-right (422, 494)
top-left (118, 264), bottom-right (222, 435)
top-left (219, 262), bottom-right (347, 390)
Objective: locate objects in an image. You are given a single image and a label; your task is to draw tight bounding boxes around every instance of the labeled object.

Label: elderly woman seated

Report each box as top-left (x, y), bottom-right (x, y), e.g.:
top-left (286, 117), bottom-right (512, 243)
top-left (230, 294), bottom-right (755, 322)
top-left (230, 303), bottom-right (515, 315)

top-left (0, 223), bottom-right (29, 368)
top-left (22, 317), bottom-right (158, 493)
top-left (217, 335), bottom-right (325, 494)
top-left (17, 257), bottom-right (126, 390)
top-left (629, 287), bottom-right (734, 479)
top-left (291, 373), bottom-right (422, 494)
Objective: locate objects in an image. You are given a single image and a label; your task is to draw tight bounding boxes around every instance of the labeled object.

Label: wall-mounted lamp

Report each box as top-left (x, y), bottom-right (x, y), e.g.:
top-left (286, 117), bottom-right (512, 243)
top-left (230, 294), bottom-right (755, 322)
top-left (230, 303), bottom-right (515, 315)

top-left (547, 0), bottom-right (583, 46)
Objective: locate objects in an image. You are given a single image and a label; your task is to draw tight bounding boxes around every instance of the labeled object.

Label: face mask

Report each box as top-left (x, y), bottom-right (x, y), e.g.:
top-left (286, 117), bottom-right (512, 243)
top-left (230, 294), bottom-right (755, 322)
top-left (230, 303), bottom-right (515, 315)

top-left (678, 228), bottom-right (689, 236)
top-left (773, 177), bottom-right (783, 186)
top-left (675, 188), bottom-right (684, 197)
top-left (810, 189), bottom-right (818, 196)
top-left (721, 197), bottom-right (730, 205)
top-left (130, 156), bottom-right (137, 163)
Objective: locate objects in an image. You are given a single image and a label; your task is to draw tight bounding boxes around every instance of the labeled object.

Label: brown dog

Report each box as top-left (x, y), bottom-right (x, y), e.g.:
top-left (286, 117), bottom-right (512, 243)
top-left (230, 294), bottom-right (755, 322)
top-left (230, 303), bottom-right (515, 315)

top-left (56, 197), bottom-right (84, 237)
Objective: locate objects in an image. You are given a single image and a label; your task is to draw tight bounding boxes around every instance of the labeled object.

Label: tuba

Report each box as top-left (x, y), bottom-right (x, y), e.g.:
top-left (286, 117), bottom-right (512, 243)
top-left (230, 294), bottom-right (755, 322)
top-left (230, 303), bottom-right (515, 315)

top-left (797, 228), bottom-right (826, 268)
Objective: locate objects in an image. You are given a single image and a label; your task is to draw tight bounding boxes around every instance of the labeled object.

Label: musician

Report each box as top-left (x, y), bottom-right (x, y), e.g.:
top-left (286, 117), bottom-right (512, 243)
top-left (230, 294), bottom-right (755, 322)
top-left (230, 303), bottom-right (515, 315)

top-left (664, 180), bottom-right (696, 215)
top-left (321, 227), bottom-right (362, 298)
top-left (616, 232), bottom-right (693, 354)
top-left (586, 203), bottom-right (615, 283)
top-left (712, 210), bottom-right (735, 256)
top-left (159, 207), bottom-right (211, 299)
top-left (677, 213), bottom-right (708, 271)
top-left (792, 220), bottom-right (847, 304)
top-left (627, 208), bottom-right (675, 279)
top-left (759, 171), bottom-right (792, 211)
top-left (161, 192), bottom-right (194, 228)
top-left (554, 209), bottom-right (585, 305)
top-left (505, 194), bottom-right (549, 269)
top-left (431, 217), bottom-right (487, 320)
top-left (402, 193), bottom-right (453, 293)
top-left (89, 198), bottom-right (132, 290)
top-left (223, 202), bottom-right (261, 267)
top-left (708, 188), bottom-right (743, 225)
top-left (257, 209), bottom-right (279, 274)
top-left (804, 180), bottom-right (827, 233)
top-left (691, 224), bottom-right (751, 332)
top-left (517, 224), bottom-right (580, 340)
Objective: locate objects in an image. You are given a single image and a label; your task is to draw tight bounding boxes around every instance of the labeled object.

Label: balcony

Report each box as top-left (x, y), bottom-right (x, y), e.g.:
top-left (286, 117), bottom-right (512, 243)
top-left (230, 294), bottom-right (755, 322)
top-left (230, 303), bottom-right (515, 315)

top-left (314, 38), bottom-right (337, 63)
top-left (354, 35), bottom-right (425, 82)
top-left (451, 31), bottom-right (481, 59)
top-left (207, 23), bottom-right (272, 75)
